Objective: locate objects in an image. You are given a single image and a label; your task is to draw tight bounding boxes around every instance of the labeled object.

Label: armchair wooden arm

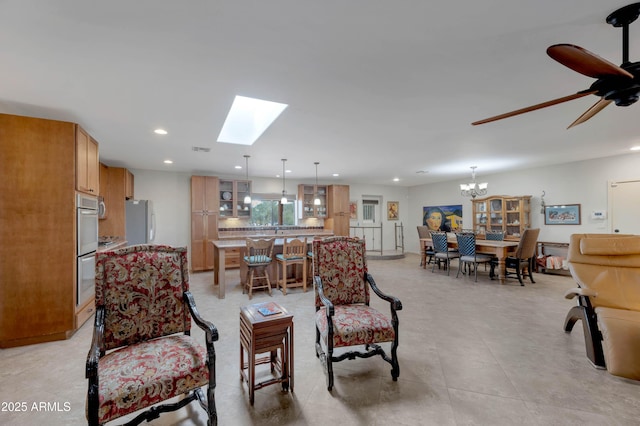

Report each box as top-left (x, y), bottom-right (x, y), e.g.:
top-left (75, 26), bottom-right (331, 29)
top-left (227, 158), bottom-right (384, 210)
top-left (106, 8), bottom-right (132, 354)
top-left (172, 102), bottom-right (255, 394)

top-left (366, 273), bottom-right (403, 312)
top-left (313, 275), bottom-right (335, 317)
top-left (184, 291), bottom-right (219, 343)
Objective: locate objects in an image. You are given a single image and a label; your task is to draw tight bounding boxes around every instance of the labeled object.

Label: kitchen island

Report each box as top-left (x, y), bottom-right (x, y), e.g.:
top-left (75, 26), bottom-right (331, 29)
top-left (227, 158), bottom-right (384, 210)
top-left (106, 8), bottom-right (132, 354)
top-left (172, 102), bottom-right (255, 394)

top-left (211, 231), bottom-right (333, 299)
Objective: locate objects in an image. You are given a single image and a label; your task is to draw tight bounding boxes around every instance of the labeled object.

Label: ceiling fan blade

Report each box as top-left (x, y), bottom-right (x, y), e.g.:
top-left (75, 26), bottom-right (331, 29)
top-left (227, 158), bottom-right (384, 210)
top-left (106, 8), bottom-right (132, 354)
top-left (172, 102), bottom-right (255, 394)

top-left (471, 90), bottom-right (597, 126)
top-left (547, 44), bottom-right (634, 79)
top-left (567, 98), bottom-right (613, 129)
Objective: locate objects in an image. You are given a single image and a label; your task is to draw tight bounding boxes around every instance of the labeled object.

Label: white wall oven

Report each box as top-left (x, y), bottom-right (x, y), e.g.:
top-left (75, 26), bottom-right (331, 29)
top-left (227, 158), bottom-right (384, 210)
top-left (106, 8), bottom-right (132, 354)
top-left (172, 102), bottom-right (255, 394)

top-left (77, 194), bottom-right (98, 307)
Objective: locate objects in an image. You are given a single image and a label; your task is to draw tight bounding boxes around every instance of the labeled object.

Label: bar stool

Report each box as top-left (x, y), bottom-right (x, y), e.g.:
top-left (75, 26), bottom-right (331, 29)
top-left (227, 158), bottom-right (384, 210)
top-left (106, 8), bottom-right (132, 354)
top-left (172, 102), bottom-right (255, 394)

top-left (276, 237), bottom-right (307, 295)
top-left (243, 238), bottom-right (275, 299)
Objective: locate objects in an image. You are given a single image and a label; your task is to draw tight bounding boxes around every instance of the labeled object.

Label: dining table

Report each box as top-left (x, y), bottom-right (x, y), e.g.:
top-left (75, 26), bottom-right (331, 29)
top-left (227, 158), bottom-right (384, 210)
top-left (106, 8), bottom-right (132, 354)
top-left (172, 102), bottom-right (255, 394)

top-left (210, 238), bottom-right (313, 299)
top-left (419, 237), bottom-right (519, 283)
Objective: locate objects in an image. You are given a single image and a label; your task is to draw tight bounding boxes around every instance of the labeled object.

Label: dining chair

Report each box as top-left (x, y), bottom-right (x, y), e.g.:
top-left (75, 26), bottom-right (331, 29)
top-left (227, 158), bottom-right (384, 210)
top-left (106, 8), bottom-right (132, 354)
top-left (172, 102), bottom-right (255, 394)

top-left (456, 232), bottom-right (494, 282)
top-left (502, 228), bottom-right (541, 285)
top-left (276, 237), bottom-right (308, 295)
top-left (416, 226), bottom-right (435, 267)
top-left (243, 238), bottom-right (275, 299)
top-left (430, 231), bottom-right (459, 275)
top-left (485, 230), bottom-right (505, 241)
top-left (312, 236), bottom-right (401, 391)
top-left (87, 245), bottom-right (218, 426)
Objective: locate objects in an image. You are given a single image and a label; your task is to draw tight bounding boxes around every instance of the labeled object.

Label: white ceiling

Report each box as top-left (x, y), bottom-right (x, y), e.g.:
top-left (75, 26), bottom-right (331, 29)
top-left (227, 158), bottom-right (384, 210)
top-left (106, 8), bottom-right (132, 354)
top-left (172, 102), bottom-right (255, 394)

top-left (2, 1), bottom-right (640, 186)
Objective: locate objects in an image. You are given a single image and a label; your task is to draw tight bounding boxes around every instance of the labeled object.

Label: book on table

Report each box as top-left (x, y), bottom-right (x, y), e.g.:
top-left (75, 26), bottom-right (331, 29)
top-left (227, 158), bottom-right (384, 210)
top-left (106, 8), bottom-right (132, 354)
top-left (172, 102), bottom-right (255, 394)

top-left (257, 302), bottom-right (282, 316)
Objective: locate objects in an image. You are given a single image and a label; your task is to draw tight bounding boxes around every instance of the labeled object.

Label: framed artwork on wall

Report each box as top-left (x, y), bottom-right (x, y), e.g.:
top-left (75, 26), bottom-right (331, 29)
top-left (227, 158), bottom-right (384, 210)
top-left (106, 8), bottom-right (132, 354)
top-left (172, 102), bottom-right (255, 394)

top-left (544, 204), bottom-right (581, 225)
top-left (423, 205), bottom-right (463, 232)
top-left (349, 201), bottom-right (357, 219)
top-left (387, 201), bottom-right (399, 220)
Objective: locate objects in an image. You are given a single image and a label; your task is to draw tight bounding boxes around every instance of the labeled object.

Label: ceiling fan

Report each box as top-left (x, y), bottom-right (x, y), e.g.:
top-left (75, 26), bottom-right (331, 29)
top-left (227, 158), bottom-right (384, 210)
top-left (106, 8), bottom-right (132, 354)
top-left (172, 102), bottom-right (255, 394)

top-left (472, 2), bottom-right (640, 129)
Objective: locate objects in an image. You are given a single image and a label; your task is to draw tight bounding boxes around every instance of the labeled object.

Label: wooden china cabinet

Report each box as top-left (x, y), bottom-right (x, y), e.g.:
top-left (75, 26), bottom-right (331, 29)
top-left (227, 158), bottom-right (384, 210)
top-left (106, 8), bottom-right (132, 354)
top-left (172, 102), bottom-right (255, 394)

top-left (472, 195), bottom-right (531, 240)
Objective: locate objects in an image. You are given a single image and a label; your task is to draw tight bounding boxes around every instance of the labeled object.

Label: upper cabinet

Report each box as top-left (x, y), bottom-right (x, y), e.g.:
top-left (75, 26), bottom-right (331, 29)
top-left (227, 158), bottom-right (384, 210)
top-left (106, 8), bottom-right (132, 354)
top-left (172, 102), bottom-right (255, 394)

top-left (99, 164), bottom-right (135, 237)
top-left (125, 169), bottom-right (134, 200)
top-left (472, 195), bottom-right (531, 240)
top-left (298, 184), bottom-right (328, 219)
top-left (219, 179), bottom-right (251, 219)
top-left (327, 184), bottom-right (350, 236)
top-left (75, 126), bottom-right (99, 195)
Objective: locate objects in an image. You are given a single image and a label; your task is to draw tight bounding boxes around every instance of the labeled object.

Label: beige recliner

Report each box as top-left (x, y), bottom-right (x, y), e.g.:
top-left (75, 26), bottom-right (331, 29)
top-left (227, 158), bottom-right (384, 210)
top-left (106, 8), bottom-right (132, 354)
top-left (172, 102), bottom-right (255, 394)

top-left (564, 233), bottom-right (640, 380)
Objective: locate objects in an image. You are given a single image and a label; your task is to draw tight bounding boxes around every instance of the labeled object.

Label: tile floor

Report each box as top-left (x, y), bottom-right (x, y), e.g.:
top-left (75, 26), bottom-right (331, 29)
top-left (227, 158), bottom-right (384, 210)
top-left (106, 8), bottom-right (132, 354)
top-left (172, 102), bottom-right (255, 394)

top-left (1, 254), bottom-right (640, 425)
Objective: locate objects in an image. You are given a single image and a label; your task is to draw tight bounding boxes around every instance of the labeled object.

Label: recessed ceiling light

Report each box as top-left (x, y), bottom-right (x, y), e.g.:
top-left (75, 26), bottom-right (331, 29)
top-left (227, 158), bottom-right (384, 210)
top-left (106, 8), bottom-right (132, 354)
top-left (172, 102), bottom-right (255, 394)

top-left (164, 160), bottom-right (173, 164)
top-left (332, 173), bottom-right (339, 177)
top-left (393, 177), bottom-right (400, 182)
top-left (154, 129), bottom-right (168, 135)
top-left (285, 169), bottom-right (292, 173)
top-left (217, 95), bottom-right (288, 145)
top-left (631, 146), bottom-right (640, 151)
top-left (235, 165), bottom-right (242, 169)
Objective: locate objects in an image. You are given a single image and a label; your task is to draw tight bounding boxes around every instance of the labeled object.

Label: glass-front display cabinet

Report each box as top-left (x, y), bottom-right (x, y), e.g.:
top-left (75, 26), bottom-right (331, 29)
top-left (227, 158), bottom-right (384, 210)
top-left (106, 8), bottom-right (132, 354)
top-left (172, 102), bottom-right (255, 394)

top-left (298, 184), bottom-right (327, 219)
top-left (472, 195), bottom-right (531, 240)
top-left (219, 179), bottom-right (252, 218)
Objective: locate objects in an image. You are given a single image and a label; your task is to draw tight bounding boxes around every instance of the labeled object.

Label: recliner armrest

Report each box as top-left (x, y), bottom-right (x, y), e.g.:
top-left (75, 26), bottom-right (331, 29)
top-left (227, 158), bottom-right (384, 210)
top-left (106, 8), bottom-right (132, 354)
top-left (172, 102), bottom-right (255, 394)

top-left (564, 287), bottom-right (597, 300)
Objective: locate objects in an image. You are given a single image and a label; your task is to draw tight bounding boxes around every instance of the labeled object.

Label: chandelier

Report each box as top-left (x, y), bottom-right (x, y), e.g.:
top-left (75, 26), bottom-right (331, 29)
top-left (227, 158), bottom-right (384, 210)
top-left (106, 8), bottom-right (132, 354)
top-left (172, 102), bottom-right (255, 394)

top-left (460, 166), bottom-right (488, 198)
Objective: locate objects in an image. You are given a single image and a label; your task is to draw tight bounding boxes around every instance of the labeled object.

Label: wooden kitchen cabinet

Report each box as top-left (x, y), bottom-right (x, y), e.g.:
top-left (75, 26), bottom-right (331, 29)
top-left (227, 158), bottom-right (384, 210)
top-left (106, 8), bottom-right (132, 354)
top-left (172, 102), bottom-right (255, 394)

top-left (219, 179), bottom-right (252, 219)
top-left (472, 195), bottom-right (531, 240)
top-left (298, 184), bottom-right (328, 219)
top-left (125, 169), bottom-right (134, 199)
top-left (0, 113), bottom-right (97, 348)
top-left (327, 184), bottom-right (350, 236)
top-left (191, 176), bottom-right (220, 271)
top-left (99, 164), bottom-right (134, 238)
top-left (76, 126), bottom-right (99, 195)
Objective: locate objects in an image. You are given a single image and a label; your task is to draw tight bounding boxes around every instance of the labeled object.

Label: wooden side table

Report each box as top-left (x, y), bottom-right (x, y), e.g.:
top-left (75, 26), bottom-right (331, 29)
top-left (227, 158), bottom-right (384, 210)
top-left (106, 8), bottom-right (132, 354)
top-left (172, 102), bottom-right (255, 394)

top-left (240, 302), bottom-right (294, 405)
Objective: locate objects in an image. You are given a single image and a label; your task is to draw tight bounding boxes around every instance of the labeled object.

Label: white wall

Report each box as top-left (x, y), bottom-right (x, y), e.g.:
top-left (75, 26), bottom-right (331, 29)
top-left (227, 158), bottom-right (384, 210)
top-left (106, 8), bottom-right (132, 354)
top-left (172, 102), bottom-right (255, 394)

top-left (407, 153), bottom-right (640, 253)
top-left (130, 169), bottom-right (191, 249)
top-left (129, 152), bottom-right (639, 257)
top-left (347, 183), bottom-right (410, 252)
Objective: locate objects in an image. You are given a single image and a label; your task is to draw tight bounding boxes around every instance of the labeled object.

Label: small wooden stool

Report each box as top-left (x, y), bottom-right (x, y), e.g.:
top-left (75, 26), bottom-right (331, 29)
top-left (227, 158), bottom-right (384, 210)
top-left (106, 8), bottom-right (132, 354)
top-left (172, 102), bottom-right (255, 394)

top-left (240, 302), bottom-right (294, 405)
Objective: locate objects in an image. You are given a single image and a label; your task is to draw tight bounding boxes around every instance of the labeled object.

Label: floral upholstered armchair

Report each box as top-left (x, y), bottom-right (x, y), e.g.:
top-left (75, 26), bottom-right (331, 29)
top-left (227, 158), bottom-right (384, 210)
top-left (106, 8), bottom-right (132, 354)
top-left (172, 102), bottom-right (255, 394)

top-left (86, 245), bottom-right (218, 426)
top-left (312, 237), bottom-right (402, 391)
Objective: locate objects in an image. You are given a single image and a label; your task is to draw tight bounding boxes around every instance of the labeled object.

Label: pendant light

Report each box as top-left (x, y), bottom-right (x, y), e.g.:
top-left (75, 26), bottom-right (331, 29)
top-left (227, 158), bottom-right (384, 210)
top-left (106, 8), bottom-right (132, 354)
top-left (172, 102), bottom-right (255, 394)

top-left (243, 155), bottom-right (252, 204)
top-left (280, 158), bottom-right (287, 204)
top-left (313, 162), bottom-right (321, 205)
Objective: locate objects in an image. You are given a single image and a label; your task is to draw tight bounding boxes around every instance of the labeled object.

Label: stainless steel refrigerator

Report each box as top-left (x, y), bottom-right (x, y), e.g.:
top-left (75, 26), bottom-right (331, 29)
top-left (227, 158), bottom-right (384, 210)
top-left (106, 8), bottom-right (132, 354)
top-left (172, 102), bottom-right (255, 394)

top-left (126, 200), bottom-right (155, 245)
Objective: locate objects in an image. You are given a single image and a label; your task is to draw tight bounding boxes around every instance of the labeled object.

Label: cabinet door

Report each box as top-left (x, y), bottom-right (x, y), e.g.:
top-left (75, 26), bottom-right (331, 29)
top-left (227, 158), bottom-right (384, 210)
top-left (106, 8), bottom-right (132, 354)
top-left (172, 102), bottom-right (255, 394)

top-left (299, 184), bottom-right (315, 219)
top-left (235, 180), bottom-right (251, 218)
top-left (191, 212), bottom-right (206, 271)
top-left (329, 185), bottom-right (350, 213)
top-left (315, 185), bottom-right (327, 217)
top-left (219, 180), bottom-right (234, 217)
top-left (125, 170), bottom-right (134, 199)
top-left (87, 137), bottom-right (99, 193)
top-left (76, 127), bottom-right (99, 195)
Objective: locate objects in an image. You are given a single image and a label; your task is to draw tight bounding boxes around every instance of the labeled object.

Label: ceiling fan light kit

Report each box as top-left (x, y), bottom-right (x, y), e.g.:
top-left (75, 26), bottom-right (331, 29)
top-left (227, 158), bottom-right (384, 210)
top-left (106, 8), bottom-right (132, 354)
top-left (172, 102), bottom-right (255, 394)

top-left (472, 2), bottom-right (640, 129)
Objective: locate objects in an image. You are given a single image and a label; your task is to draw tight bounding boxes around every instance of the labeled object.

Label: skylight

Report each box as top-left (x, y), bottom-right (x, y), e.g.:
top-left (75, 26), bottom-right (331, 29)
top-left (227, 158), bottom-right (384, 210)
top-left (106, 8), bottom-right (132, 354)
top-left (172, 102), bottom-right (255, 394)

top-left (217, 95), bottom-right (288, 145)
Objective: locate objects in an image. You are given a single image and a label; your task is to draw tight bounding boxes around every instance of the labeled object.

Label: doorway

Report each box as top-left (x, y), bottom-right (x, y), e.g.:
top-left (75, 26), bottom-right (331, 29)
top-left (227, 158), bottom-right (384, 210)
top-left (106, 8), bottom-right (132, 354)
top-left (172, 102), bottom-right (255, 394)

top-left (609, 179), bottom-right (640, 234)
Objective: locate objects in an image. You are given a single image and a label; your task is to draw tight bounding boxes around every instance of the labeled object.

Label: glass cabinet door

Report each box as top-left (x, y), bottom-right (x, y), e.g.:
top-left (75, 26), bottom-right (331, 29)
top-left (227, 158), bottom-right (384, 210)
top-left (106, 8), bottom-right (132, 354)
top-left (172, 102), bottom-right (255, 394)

top-left (219, 180), bottom-right (234, 217)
